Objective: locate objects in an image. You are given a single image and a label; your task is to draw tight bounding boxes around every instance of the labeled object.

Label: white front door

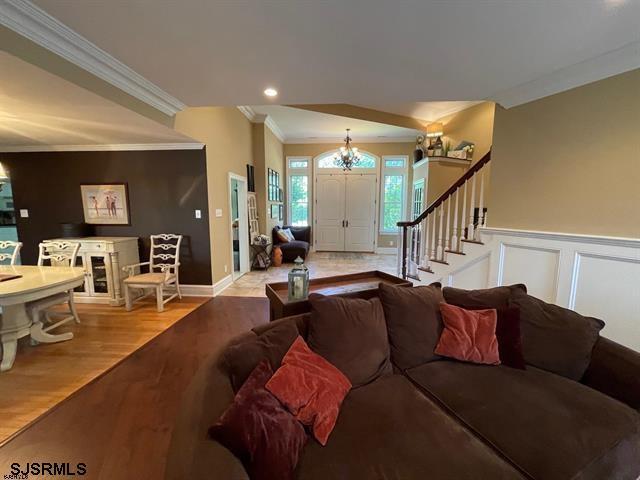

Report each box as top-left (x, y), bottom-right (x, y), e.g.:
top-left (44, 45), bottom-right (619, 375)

top-left (344, 175), bottom-right (377, 252)
top-left (315, 175), bottom-right (346, 251)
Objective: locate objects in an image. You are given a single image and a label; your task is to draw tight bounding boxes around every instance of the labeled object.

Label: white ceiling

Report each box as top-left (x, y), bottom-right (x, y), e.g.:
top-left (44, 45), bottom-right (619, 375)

top-left (249, 105), bottom-right (420, 143)
top-left (0, 52), bottom-right (197, 150)
top-left (30, 0), bottom-right (640, 108)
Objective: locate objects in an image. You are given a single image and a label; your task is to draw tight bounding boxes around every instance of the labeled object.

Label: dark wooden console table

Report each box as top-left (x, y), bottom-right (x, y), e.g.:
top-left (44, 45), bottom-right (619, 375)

top-left (265, 270), bottom-right (411, 321)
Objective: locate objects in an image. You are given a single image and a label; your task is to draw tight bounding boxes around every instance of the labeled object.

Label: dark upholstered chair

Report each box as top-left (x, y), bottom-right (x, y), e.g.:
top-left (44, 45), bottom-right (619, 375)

top-left (272, 225), bottom-right (311, 262)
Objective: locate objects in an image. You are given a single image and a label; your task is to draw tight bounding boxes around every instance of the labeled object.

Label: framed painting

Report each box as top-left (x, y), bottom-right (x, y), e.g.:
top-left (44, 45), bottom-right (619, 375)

top-left (270, 204), bottom-right (279, 219)
top-left (80, 183), bottom-right (130, 225)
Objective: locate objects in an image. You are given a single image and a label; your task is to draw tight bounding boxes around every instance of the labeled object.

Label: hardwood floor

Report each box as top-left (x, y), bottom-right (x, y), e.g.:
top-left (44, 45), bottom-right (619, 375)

top-left (0, 296), bottom-right (268, 480)
top-left (0, 296), bottom-right (208, 443)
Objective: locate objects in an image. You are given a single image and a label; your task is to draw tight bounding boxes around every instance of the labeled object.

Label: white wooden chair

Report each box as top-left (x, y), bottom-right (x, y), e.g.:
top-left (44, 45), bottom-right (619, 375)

top-left (0, 240), bottom-right (22, 265)
top-left (28, 241), bottom-right (82, 341)
top-left (122, 234), bottom-right (183, 312)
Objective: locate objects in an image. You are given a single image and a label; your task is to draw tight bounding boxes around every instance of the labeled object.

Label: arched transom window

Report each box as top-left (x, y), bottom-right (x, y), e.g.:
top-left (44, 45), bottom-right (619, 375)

top-left (316, 150), bottom-right (377, 169)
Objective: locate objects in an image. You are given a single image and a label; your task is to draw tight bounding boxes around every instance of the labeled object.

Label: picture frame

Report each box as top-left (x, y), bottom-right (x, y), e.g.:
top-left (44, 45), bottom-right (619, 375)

top-left (270, 204), bottom-right (279, 219)
top-left (80, 183), bottom-right (130, 225)
top-left (278, 204), bottom-right (283, 221)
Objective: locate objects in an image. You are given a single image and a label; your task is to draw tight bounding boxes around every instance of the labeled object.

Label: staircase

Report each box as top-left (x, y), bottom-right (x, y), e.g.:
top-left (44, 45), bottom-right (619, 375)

top-left (397, 151), bottom-right (491, 282)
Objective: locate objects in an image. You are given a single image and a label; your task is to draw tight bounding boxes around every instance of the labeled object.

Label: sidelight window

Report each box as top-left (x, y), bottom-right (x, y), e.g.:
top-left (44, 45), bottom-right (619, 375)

top-left (287, 157), bottom-right (310, 226)
top-left (380, 156), bottom-right (408, 233)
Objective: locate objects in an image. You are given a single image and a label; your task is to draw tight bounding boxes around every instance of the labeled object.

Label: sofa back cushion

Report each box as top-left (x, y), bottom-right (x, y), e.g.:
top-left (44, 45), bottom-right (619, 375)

top-left (509, 289), bottom-right (605, 380)
top-left (379, 282), bottom-right (444, 370)
top-left (442, 284), bottom-right (527, 309)
top-left (223, 318), bottom-right (300, 392)
top-left (307, 294), bottom-right (392, 387)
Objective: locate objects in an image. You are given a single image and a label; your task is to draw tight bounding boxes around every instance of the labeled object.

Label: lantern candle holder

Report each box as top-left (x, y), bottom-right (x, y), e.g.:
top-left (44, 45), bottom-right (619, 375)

top-left (287, 256), bottom-right (309, 301)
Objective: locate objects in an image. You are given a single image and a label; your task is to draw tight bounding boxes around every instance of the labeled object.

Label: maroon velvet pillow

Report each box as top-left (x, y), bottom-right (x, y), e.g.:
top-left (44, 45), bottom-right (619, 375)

top-left (463, 305), bottom-right (526, 370)
top-left (493, 306), bottom-right (526, 370)
top-left (209, 359), bottom-right (307, 480)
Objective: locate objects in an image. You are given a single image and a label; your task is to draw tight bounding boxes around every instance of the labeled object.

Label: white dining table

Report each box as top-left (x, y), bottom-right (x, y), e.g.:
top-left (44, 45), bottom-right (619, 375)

top-left (0, 265), bottom-right (86, 371)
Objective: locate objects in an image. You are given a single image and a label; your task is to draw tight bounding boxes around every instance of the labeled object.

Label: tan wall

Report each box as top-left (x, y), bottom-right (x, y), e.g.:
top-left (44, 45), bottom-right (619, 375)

top-left (174, 107), bottom-right (253, 283)
top-left (438, 101), bottom-right (495, 163)
top-left (253, 124), bottom-right (285, 234)
top-left (489, 68), bottom-right (640, 238)
top-left (284, 142), bottom-right (415, 249)
top-left (426, 161), bottom-right (469, 204)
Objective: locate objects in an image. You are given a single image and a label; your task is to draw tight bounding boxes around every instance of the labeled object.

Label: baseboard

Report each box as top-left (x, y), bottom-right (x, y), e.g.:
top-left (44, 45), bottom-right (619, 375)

top-left (181, 284), bottom-right (215, 297)
top-left (212, 275), bottom-right (234, 296)
top-left (375, 247), bottom-right (397, 254)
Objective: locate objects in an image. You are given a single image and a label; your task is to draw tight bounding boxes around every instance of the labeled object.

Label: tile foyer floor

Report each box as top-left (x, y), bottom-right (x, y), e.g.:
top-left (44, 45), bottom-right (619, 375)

top-left (221, 251), bottom-right (402, 297)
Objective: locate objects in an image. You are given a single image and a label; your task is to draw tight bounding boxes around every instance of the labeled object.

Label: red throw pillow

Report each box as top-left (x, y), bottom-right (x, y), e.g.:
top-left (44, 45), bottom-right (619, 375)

top-left (266, 336), bottom-right (352, 446)
top-left (435, 303), bottom-right (500, 365)
top-left (209, 359), bottom-right (308, 480)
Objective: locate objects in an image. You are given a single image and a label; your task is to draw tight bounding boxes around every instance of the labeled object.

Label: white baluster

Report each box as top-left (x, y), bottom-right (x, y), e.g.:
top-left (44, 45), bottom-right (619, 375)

top-left (420, 218), bottom-right (430, 269)
top-left (475, 169), bottom-right (484, 241)
top-left (444, 196), bottom-right (451, 253)
top-left (413, 224), bottom-right (420, 265)
top-left (436, 204), bottom-right (444, 260)
top-left (451, 188), bottom-right (459, 251)
top-left (430, 212), bottom-right (437, 260)
top-left (468, 173), bottom-right (476, 241)
top-left (461, 180), bottom-right (467, 240)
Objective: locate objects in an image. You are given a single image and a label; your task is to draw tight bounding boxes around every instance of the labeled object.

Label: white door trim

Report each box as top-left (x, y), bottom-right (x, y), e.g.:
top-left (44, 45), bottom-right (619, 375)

top-left (228, 173), bottom-right (250, 281)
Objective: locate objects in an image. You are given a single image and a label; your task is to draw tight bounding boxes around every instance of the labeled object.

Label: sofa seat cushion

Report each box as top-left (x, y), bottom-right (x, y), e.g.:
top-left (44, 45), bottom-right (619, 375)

top-left (296, 374), bottom-right (526, 480)
top-left (279, 240), bottom-right (309, 252)
top-left (405, 361), bottom-right (640, 480)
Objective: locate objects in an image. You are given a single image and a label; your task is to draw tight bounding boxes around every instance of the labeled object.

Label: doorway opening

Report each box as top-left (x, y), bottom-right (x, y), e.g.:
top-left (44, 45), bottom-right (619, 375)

top-left (228, 173), bottom-right (249, 280)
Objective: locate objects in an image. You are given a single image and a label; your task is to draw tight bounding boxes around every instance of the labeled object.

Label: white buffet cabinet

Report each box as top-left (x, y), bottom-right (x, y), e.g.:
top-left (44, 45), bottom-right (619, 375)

top-left (44, 237), bottom-right (139, 306)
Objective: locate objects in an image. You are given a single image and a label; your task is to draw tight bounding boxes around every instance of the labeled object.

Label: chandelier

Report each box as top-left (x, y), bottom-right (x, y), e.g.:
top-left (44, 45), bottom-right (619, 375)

top-left (332, 129), bottom-right (362, 171)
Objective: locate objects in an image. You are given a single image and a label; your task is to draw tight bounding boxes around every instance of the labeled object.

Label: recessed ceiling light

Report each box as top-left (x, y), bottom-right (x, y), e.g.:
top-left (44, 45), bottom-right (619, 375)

top-left (263, 87), bottom-right (278, 97)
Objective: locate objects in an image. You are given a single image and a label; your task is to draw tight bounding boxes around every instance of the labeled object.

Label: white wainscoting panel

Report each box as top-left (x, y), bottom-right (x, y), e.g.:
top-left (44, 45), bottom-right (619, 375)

top-left (570, 253), bottom-right (640, 349)
top-left (480, 228), bottom-right (640, 351)
top-left (448, 253), bottom-right (491, 289)
top-left (499, 244), bottom-right (560, 302)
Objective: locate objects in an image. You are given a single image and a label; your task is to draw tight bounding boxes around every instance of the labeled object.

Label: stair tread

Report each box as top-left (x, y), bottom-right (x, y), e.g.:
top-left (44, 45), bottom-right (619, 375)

top-left (445, 249), bottom-right (466, 255)
top-left (461, 239), bottom-right (484, 245)
top-left (417, 266), bottom-right (434, 273)
top-left (430, 258), bottom-right (449, 265)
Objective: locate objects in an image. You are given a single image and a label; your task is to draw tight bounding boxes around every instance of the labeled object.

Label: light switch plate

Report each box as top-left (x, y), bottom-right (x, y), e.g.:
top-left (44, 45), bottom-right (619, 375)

top-left (215, 209), bottom-right (223, 217)
top-left (195, 209), bottom-right (202, 219)
top-left (20, 209), bottom-right (29, 218)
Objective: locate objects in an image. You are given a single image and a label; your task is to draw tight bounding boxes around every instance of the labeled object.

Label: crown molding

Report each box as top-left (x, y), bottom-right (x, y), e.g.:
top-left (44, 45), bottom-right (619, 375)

top-left (237, 106), bottom-right (286, 143)
top-left (264, 116), bottom-right (285, 143)
top-left (284, 136), bottom-right (417, 145)
top-left (491, 40), bottom-right (640, 108)
top-left (0, 143), bottom-right (204, 153)
top-left (237, 106), bottom-right (256, 121)
top-left (0, 0), bottom-right (187, 116)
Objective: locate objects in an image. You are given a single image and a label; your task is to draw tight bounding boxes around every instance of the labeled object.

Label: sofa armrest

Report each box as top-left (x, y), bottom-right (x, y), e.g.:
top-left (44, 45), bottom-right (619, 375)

top-left (165, 351), bottom-right (249, 480)
top-left (581, 337), bottom-right (640, 411)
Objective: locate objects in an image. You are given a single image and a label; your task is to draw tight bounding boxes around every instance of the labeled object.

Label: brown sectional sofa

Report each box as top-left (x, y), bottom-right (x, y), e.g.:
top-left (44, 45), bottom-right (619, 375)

top-left (165, 294), bottom-right (640, 480)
